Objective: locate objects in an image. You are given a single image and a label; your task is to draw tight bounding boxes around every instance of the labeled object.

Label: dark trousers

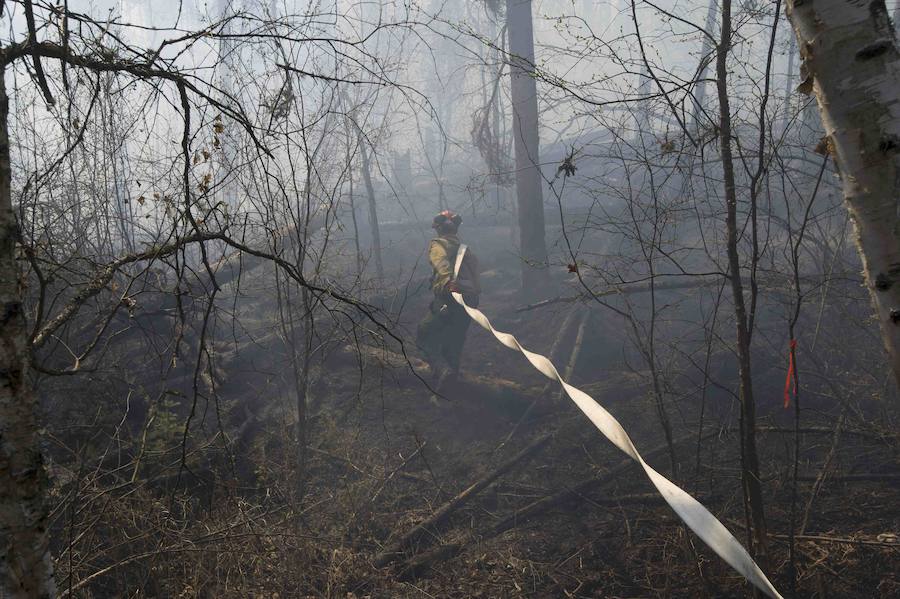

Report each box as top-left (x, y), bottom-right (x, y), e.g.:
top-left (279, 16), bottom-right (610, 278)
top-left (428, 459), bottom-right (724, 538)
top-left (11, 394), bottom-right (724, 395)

top-left (416, 296), bottom-right (471, 374)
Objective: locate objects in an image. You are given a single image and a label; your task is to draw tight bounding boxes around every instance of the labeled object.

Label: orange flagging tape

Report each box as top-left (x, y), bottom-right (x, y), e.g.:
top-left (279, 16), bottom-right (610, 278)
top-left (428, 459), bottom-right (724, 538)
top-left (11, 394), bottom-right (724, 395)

top-left (784, 339), bottom-right (797, 409)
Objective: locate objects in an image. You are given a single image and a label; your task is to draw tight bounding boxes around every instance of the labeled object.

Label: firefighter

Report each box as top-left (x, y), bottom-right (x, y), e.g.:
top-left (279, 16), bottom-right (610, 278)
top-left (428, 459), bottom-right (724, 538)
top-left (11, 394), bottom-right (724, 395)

top-left (416, 210), bottom-right (480, 388)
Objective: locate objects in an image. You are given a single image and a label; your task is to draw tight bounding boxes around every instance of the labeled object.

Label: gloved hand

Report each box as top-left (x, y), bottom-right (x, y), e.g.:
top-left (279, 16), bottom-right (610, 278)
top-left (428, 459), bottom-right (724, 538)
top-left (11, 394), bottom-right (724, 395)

top-left (447, 280), bottom-right (460, 293)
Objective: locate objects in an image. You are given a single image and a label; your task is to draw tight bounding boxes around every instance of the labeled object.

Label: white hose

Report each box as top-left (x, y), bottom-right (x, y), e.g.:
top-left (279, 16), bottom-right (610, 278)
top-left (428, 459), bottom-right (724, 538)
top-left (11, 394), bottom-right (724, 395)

top-left (451, 245), bottom-right (782, 599)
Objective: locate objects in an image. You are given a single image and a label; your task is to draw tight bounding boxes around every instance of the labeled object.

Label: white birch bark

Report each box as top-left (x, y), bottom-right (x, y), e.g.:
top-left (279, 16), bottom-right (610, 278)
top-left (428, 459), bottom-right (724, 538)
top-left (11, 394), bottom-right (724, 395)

top-left (785, 0), bottom-right (900, 389)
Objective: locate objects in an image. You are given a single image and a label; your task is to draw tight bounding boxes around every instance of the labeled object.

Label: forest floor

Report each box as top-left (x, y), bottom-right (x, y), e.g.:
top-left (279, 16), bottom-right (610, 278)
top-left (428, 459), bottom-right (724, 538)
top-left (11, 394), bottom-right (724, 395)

top-left (45, 228), bottom-right (900, 598)
top-left (247, 267), bottom-right (900, 599)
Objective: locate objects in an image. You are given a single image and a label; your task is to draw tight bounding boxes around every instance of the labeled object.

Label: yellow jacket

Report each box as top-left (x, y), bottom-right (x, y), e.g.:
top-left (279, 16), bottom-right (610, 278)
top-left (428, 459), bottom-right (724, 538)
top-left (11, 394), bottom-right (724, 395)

top-left (428, 235), bottom-right (480, 299)
top-left (429, 235), bottom-right (458, 295)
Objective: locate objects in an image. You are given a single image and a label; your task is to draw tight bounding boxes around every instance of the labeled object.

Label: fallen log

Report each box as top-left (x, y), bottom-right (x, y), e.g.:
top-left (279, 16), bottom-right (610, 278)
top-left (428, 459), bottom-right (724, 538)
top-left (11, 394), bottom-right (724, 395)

top-left (538, 306), bottom-right (585, 400)
top-left (396, 542), bottom-right (463, 581)
top-left (771, 533), bottom-right (900, 548)
top-left (373, 434), bottom-right (551, 567)
top-left (393, 492), bottom-right (714, 582)
top-left (795, 473), bottom-right (900, 483)
top-left (516, 272), bottom-right (864, 313)
top-left (486, 433), bottom-right (700, 538)
top-left (496, 307), bottom-right (588, 451)
top-left (560, 309), bottom-right (589, 386)
top-left (329, 343), bottom-right (544, 412)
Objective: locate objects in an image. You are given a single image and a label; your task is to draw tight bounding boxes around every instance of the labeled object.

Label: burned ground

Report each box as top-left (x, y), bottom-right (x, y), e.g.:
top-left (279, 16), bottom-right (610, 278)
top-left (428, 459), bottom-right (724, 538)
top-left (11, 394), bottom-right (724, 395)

top-left (38, 222), bottom-right (900, 599)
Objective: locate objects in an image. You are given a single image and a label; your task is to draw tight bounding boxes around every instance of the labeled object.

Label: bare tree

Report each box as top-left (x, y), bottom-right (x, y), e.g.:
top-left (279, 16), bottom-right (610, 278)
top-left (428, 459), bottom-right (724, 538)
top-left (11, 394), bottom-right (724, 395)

top-left (0, 52), bottom-right (56, 599)
top-left (716, 0), bottom-right (769, 563)
top-left (0, 3), bottom-right (404, 593)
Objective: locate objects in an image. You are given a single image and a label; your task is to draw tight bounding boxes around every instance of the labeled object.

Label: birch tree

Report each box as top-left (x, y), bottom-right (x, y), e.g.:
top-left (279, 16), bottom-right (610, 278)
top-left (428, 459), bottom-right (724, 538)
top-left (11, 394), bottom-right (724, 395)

top-left (785, 0), bottom-right (900, 390)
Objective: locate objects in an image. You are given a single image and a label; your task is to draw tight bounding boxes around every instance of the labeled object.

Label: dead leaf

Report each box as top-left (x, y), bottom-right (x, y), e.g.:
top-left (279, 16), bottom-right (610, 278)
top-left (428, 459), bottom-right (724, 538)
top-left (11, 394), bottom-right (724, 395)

top-left (814, 135), bottom-right (834, 157)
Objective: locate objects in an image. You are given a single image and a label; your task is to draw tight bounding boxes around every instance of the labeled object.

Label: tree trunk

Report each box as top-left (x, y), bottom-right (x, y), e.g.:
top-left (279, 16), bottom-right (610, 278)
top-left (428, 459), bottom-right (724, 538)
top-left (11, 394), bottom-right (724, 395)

top-left (0, 65), bottom-right (57, 599)
top-left (716, 0), bottom-right (768, 563)
top-left (690, 0), bottom-right (718, 132)
top-left (633, 67), bottom-right (652, 146)
top-left (339, 92), bottom-right (364, 276)
top-left (895, 3), bottom-right (900, 37)
top-left (785, 0), bottom-right (900, 392)
top-left (348, 156), bottom-right (362, 276)
top-left (506, 0), bottom-right (548, 295)
top-left (358, 135), bottom-right (384, 279)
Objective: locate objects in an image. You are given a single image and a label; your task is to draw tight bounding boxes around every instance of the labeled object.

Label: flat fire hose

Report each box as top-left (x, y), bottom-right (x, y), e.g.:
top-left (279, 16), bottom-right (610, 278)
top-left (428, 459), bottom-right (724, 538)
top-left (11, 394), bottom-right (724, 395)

top-left (451, 245), bottom-right (783, 599)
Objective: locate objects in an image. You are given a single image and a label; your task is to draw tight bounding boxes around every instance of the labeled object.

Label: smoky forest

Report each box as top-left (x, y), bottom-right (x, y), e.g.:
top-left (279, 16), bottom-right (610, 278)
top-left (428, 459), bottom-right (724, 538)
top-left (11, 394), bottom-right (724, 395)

top-left (2, 1), bottom-right (900, 598)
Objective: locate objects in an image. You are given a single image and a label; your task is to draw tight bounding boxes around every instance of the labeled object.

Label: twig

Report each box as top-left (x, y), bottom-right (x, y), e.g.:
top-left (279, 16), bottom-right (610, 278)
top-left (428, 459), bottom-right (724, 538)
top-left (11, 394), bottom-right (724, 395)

top-left (800, 409), bottom-right (847, 533)
top-left (772, 534), bottom-right (900, 548)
